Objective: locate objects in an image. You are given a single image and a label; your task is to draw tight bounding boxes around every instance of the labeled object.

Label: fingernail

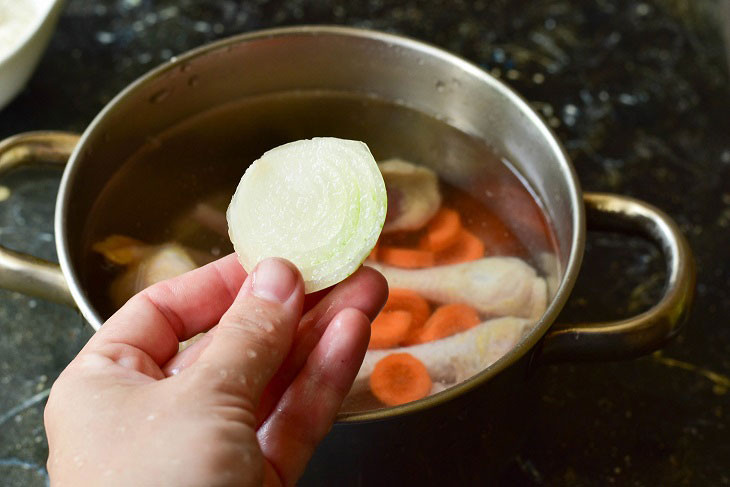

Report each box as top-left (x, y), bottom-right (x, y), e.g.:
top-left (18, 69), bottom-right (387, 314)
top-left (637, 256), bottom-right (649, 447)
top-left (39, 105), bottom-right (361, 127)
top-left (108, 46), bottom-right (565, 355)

top-left (252, 258), bottom-right (297, 303)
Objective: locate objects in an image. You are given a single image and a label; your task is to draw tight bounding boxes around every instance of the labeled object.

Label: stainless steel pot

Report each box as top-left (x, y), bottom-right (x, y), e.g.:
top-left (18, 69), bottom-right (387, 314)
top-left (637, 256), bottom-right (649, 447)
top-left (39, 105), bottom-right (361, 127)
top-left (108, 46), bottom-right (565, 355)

top-left (0, 26), bottom-right (694, 484)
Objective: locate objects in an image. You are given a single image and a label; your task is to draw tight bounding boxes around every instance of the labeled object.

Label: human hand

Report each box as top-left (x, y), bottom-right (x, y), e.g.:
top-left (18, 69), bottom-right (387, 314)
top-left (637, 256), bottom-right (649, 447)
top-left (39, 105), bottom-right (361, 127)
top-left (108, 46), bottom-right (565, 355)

top-left (44, 255), bottom-right (387, 486)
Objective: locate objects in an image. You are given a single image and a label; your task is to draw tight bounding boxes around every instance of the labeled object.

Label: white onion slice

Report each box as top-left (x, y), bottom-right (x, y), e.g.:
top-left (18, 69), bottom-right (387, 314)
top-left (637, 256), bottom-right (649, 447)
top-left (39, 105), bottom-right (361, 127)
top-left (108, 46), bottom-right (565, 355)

top-left (227, 137), bottom-right (387, 293)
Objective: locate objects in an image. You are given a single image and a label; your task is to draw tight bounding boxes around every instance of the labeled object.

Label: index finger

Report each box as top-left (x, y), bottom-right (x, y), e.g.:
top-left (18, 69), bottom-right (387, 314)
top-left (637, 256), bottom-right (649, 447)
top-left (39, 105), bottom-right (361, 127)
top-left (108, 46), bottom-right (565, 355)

top-left (85, 253), bottom-right (246, 365)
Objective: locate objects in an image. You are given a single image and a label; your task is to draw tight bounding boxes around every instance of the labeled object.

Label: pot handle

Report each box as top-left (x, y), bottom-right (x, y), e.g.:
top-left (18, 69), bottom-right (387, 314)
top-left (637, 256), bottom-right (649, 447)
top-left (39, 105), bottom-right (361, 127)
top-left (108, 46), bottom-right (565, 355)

top-left (538, 192), bottom-right (696, 362)
top-left (0, 131), bottom-right (80, 307)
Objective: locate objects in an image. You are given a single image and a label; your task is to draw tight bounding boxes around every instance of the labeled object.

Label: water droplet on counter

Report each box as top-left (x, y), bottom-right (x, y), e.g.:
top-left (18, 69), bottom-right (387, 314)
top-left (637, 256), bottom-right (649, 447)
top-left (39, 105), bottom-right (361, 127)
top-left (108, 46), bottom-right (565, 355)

top-left (493, 48), bottom-right (506, 63)
top-left (193, 21), bottom-right (211, 33)
top-left (563, 104), bottom-right (578, 116)
top-left (95, 31), bottom-right (115, 44)
top-left (149, 89), bottom-right (170, 104)
top-left (635, 3), bottom-right (651, 16)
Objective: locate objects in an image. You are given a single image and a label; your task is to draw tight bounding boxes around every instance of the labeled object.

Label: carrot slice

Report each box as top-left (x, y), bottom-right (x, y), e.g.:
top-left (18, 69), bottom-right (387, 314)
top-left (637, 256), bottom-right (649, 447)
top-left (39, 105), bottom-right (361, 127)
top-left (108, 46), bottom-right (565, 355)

top-left (381, 288), bottom-right (431, 346)
top-left (383, 288), bottom-right (431, 329)
top-left (447, 188), bottom-right (526, 257)
top-left (369, 310), bottom-right (412, 349)
top-left (379, 246), bottom-right (435, 268)
top-left (419, 207), bottom-right (462, 252)
top-left (92, 235), bottom-right (147, 265)
top-left (409, 303), bottom-right (480, 344)
top-left (402, 325), bottom-right (425, 347)
top-left (473, 208), bottom-right (527, 257)
top-left (434, 229), bottom-right (485, 265)
top-left (369, 353), bottom-right (433, 406)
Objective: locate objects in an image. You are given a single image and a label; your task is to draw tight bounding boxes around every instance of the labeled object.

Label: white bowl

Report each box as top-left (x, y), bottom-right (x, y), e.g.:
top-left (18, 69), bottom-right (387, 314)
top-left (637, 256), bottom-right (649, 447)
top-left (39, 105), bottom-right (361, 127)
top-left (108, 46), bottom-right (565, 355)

top-left (0, 0), bottom-right (65, 110)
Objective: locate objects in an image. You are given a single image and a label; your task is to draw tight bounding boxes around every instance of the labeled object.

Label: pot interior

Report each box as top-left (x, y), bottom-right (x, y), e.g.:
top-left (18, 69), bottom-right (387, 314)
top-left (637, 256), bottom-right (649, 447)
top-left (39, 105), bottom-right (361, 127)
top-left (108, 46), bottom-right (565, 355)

top-left (58, 26), bottom-right (582, 415)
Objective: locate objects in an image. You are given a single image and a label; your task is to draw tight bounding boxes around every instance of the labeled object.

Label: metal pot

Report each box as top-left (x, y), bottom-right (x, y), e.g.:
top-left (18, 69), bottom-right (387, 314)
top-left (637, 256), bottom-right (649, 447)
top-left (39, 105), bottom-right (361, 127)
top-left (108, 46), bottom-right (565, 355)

top-left (0, 26), bottom-right (694, 484)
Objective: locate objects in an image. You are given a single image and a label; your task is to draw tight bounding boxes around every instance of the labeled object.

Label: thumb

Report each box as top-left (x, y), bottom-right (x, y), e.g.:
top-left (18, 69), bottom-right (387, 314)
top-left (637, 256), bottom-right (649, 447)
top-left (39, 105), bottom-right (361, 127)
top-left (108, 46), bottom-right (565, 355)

top-left (194, 257), bottom-right (304, 403)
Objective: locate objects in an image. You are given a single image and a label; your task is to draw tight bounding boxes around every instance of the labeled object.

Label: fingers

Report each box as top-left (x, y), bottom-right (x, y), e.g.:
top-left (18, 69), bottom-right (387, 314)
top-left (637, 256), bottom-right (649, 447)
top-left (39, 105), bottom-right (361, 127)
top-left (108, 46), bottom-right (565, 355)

top-left (192, 258), bottom-right (304, 403)
top-left (161, 333), bottom-right (214, 376)
top-left (85, 254), bottom-right (246, 366)
top-left (256, 266), bottom-right (388, 423)
top-left (162, 265), bottom-right (388, 381)
top-left (257, 308), bottom-right (371, 486)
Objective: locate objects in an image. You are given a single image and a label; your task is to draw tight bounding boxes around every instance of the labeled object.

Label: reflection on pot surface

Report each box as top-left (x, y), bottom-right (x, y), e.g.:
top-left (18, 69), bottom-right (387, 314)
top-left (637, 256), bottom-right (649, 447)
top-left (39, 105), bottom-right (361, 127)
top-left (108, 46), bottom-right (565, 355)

top-left (84, 91), bottom-right (561, 412)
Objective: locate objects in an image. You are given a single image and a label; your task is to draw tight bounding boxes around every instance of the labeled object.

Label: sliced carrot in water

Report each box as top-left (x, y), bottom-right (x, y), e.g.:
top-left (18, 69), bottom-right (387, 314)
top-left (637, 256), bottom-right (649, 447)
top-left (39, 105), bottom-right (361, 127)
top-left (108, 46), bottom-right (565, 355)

top-left (434, 229), bottom-right (485, 265)
top-left (402, 325), bottom-right (425, 347)
top-left (419, 207), bottom-right (462, 252)
top-left (447, 187), bottom-right (526, 257)
top-left (382, 288), bottom-right (431, 346)
top-left (369, 353), bottom-right (433, 406)
top-left (383, 289), bottom-right (431, 329)
top-left (369, 310), bottom-right (412, 349)
top-left (92, 234), bottom-right (147, 265)
top-left (474, 210), bottom-right (525, 257)
top-left (409, 303), bottom-right (480, 344)
top-left (379, 246), bottom-right (435, 268)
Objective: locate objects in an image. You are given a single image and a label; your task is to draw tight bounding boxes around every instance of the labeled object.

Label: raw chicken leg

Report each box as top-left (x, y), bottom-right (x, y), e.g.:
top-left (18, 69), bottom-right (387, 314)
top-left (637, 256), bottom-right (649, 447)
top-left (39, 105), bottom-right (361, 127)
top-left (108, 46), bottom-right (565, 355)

top-left (379, 158), bottom-right (441, 233)
top-left (366, 257), bottom-right (547, 320)
top-left (352, 316), bottom-right (534, 395)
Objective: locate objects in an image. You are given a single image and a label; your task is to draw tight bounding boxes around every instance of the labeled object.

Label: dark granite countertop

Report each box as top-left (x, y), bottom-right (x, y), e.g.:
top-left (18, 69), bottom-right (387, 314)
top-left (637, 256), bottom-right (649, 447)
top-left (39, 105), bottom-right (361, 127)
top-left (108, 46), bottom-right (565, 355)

top-left (1, 1), bottom-right (728, 485)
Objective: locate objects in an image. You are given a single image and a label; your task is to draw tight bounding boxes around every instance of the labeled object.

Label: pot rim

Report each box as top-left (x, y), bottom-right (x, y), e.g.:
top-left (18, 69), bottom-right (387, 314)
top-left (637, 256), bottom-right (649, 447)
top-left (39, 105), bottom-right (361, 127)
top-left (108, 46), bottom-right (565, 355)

top-left (55, 25), bottom-right (585, 423)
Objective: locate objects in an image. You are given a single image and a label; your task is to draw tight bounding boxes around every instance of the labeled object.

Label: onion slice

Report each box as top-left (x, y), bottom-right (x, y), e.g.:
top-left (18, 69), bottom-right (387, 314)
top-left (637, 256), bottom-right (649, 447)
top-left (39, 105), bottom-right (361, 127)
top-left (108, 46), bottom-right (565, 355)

top-left (227, 137), bottom-right (387, 293)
